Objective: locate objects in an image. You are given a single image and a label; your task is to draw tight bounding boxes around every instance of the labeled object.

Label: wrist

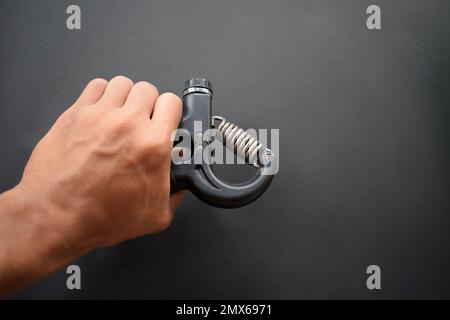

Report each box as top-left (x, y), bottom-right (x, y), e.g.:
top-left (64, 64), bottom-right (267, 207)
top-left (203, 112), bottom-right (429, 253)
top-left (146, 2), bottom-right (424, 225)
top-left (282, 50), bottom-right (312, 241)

top-left (0, 184), bottom-right (89, 295)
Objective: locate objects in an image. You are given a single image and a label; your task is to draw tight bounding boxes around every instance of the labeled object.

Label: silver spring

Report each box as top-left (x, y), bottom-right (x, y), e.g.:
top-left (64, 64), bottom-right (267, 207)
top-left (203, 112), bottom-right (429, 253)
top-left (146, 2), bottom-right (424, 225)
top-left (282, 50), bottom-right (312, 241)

top-left (212, 116), bottom-right (264, 166)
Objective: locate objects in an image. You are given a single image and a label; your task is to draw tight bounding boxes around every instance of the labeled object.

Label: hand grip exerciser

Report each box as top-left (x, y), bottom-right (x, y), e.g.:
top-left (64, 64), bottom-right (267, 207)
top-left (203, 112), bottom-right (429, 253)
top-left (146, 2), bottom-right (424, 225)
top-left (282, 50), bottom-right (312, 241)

top-left (170, 78), bottom-right (277, 208)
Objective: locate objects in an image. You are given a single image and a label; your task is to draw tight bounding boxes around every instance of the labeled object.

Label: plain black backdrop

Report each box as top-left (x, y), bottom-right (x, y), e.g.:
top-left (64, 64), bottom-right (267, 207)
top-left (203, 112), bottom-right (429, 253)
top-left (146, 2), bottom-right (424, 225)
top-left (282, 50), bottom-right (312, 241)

top-left (0, 0), bottom-right (449, 299)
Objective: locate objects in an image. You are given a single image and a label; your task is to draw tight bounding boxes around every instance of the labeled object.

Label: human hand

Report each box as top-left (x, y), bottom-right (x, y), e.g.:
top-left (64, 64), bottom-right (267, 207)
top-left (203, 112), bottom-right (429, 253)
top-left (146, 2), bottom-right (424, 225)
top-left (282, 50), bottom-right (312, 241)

top-left (17, 76), bottom-right (183, 249)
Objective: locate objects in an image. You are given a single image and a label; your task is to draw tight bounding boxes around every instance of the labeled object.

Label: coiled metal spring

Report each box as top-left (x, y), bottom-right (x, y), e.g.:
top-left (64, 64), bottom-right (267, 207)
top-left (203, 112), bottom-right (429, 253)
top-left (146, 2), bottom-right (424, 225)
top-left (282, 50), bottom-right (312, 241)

top-left (212, 116), bottom-right (266, 167)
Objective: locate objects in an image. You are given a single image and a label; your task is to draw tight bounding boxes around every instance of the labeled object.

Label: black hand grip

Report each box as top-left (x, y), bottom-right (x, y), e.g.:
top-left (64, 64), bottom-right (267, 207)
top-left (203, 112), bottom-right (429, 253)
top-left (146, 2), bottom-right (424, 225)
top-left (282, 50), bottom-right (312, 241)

top-left (170, 79), bottom-right (276, 208)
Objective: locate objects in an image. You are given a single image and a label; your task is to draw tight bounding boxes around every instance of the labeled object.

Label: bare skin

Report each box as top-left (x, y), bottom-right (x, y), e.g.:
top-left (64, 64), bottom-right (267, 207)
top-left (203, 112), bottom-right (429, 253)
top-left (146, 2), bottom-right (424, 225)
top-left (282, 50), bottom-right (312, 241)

top-left (0, 76), bottom-right (184, 297)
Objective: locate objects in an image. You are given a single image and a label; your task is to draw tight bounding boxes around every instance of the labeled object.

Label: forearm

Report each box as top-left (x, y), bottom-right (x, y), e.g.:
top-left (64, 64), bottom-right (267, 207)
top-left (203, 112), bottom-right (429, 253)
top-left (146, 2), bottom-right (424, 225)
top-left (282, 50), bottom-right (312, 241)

top-left (0, 185), bottom-right (86, 297)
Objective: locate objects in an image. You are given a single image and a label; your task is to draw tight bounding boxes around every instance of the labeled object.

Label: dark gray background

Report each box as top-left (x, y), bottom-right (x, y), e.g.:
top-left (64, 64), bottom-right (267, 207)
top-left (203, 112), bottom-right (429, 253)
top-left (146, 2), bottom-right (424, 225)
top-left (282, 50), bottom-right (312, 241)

top-left (1, 0), bottom-right (449, 299)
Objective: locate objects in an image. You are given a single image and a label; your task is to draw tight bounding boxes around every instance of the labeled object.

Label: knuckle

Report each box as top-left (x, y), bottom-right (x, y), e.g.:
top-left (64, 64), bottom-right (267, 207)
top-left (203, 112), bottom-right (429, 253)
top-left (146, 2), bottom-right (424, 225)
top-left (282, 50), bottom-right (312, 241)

top-left (151, 137), bottom-right (171, 158)
top-left (136, 134), bottom-right (171, 160)
top-left (108, 114), bottom-right (133, 134)
top-left (160, 92), bottom-right (181, 106)
top-left (111, 75), bottom-right (134, 87)
top-left (135, 81), bottom-right (159, 95)
top-left (89, 78), bottom-right (108, 87)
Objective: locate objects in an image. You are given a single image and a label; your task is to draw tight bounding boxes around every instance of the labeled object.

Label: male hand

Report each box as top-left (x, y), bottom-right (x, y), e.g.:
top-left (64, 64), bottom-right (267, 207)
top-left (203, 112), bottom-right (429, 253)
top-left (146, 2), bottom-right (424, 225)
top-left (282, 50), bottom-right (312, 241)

top-left (0, 76), bottom-right (183, 295)
top-left (23, 75), bottom-right (183, 247)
